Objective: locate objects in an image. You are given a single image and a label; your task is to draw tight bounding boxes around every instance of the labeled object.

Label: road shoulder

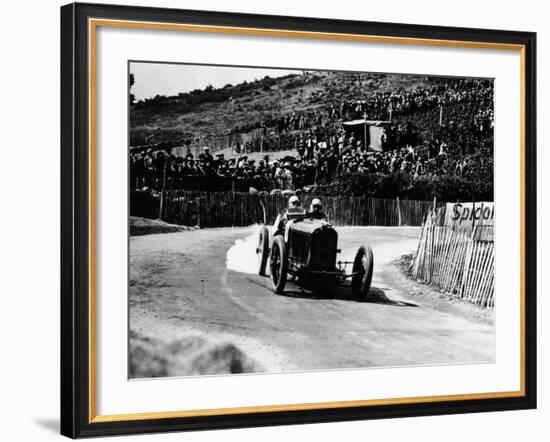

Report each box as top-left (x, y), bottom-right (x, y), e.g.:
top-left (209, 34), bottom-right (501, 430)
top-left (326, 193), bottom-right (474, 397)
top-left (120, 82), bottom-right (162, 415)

top-left (382, 254), bottom-right (494, 326)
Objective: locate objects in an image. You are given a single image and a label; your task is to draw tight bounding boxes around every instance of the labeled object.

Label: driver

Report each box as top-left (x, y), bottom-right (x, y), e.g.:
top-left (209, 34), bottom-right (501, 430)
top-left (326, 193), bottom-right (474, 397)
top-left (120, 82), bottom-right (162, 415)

top-left (273, 195), bottom-right (304, 235)
top-left (308, 198), bottom-right (327, 220)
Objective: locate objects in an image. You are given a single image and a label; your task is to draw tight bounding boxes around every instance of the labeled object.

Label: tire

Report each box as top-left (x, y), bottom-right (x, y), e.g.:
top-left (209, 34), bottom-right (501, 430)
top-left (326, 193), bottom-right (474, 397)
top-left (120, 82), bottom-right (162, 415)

top-left (270, 235), bottom-right (288, 294)
top-left (351, 245), bottom-right (374, 299)
top-left (257, 225), bottom-right (269, 276)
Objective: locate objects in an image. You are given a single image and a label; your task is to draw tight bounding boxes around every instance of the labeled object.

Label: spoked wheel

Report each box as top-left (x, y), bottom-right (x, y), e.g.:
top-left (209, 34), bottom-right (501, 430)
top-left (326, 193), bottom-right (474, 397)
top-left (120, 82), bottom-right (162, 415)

top-left (257, 225), bottom-right (269, 276)
top-left (351, 245), bottom-right (374, 299)
top-left (270, 236), bottom-right (288, 294)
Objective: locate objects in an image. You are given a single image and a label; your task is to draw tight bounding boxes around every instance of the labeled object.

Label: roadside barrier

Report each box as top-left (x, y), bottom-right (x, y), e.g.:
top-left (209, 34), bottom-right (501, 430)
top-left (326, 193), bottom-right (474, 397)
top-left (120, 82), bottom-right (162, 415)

top-left (156, 190), bottom-right (435, 228)
top-left (410, 203), bottom-right (494, 307)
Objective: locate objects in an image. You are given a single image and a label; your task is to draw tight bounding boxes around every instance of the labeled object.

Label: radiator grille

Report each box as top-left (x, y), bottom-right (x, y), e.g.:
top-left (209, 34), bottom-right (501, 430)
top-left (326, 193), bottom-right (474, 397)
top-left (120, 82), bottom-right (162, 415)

top-left (310, 229), bottom-right (337, 269)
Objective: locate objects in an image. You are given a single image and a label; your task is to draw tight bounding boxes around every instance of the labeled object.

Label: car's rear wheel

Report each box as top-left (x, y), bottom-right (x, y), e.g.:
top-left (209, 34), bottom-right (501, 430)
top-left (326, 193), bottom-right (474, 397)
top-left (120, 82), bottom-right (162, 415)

top-left (351, 245), bottom-right (374, 299)
top-left (270, 236), bottom-right (288, 294)
top-left (257, 225), bottom-right (269, 276)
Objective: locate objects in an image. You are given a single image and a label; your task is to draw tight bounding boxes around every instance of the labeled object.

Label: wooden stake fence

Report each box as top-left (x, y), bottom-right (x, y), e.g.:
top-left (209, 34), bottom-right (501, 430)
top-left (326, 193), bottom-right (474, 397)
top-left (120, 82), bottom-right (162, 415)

top-left (158, 190), bottom-right (434, 228)
top-left (410, 208), bottom-right (494, 308)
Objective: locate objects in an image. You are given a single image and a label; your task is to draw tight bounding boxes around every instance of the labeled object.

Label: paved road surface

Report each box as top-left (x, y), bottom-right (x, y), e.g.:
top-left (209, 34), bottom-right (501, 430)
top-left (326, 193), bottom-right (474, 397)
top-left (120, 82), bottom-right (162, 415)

top-left (129, 226), bottom-right (494, 375)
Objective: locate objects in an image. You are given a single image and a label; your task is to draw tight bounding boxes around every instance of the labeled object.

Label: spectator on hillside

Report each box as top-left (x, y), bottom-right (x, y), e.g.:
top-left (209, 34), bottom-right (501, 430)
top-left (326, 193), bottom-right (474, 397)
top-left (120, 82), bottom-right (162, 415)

top-left (130, 77), bottom-right (494, 194)
top-left (199, 146), bottom-right (214, 163)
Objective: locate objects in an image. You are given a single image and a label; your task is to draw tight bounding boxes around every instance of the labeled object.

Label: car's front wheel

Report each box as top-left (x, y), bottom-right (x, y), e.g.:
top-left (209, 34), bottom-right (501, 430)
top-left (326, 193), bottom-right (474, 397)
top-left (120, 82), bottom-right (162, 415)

top-left (270, 235), bottom-right (288, 294)
top-left (351, 245), bottom-right (374, 299)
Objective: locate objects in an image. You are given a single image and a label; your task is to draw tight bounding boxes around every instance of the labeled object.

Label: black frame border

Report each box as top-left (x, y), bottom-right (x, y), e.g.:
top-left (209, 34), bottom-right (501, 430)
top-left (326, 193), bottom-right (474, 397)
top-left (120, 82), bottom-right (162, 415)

top-left (60, 2), bottom-right (537, 438)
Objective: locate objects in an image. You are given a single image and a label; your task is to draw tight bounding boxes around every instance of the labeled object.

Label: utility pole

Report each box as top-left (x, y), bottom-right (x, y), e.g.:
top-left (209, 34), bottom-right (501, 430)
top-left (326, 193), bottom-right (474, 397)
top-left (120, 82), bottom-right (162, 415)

top-left (158, 158), bottom-right (167, 220)
top-left (363, 111), bottom-right (368, 152)
top-left (396, 196), bottom-right (402, 226)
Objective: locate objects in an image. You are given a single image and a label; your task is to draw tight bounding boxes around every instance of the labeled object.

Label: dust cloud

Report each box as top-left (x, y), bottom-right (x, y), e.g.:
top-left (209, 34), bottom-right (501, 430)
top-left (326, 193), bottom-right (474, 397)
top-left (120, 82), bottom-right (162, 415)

top-left (226, 225), bottom-right (268, 275)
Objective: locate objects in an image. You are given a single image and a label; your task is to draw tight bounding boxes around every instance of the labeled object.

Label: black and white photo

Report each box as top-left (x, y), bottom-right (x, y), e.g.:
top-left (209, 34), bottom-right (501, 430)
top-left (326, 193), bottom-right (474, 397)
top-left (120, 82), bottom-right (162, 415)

top-left (128, 62), bottom-right (496, 378)
top-left (59, 4), bottom-right (537, 437)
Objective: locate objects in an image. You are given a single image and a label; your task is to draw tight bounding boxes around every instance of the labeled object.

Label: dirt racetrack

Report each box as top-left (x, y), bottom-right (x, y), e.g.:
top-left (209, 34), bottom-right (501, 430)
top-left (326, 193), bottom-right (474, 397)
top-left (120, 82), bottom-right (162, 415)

top-left (129, 226), bottom-right (494, 377)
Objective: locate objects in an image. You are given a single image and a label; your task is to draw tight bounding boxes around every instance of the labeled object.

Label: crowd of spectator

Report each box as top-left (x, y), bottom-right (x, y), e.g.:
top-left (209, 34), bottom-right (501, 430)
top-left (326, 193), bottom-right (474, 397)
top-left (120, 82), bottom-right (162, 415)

top-left (130, 78), bottom-right (494, 199)
top-left (130, 136), bottom-right (491, 194)
top-left (337, 78), bottom-right (494, 122)
top-left (230, 79), bottom-right (493, 155)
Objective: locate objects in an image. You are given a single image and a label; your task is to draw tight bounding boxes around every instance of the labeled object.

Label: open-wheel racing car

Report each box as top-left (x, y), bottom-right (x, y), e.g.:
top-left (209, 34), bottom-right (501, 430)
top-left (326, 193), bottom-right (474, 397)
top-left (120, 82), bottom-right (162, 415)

top-left (256, 208), bottom-right (374, 299)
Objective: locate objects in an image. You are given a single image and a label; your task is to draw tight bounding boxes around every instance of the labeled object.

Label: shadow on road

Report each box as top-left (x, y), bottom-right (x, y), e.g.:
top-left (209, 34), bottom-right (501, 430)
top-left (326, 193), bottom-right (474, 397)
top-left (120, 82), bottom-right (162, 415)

top-left (280, 283), bottom-right (418, 307)
top-left (363, 287), bottom-right (419, 307)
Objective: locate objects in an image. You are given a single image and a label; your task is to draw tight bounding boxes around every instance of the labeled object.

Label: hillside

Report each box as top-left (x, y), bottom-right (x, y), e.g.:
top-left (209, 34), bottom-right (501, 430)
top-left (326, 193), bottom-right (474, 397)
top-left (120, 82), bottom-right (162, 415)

top-left (129, 70), bottom-right (447, 147)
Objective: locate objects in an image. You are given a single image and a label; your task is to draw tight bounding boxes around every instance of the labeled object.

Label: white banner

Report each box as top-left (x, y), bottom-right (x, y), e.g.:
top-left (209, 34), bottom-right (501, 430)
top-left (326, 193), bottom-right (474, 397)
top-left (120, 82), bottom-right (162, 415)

top-left (444, 202), bottom-right (494, 227)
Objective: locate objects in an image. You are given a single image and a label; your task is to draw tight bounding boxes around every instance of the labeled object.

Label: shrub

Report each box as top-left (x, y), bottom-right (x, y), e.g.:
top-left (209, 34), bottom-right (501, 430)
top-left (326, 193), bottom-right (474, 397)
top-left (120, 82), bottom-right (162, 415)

top-left (315, 172), bottom-right (493, 202)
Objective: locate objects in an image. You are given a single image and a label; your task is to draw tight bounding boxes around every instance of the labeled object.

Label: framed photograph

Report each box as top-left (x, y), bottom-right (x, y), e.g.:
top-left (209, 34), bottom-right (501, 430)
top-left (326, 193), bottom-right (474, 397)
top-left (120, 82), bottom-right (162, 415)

top-left (60, 2), bottom-right (537, 438)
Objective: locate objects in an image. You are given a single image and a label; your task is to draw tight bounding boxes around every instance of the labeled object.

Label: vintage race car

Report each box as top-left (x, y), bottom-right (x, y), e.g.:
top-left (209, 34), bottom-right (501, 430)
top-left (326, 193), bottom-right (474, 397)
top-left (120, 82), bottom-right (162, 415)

top-left (256, 210), bottom-right (374, 298)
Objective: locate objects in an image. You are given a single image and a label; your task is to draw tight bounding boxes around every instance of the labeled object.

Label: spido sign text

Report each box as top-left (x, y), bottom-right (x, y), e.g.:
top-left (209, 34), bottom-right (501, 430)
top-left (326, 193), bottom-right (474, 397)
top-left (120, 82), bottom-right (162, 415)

top-left (446, 202), bottom-right (494, 226)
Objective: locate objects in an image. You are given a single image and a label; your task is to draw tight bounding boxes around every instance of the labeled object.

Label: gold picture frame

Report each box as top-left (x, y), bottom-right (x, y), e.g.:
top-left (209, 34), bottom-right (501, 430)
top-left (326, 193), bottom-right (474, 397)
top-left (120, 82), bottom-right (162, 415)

top-left (61, 2), bottom-right (536, 438)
